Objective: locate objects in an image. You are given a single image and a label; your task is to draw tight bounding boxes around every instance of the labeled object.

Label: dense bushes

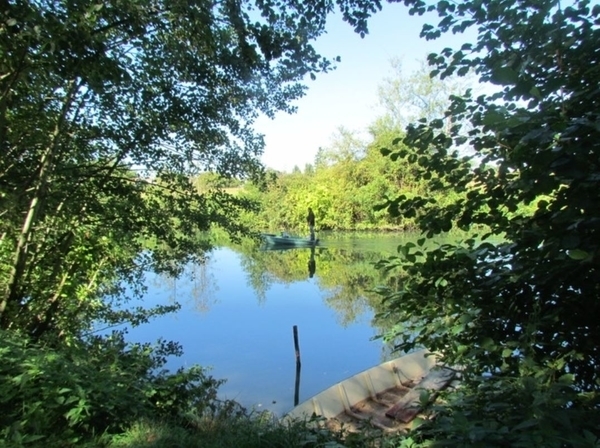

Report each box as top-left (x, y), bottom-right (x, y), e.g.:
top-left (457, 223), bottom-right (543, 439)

top-left (373, 0), bottom-right (600, 445)
top-left (0, 330), bottom-right (221, 446)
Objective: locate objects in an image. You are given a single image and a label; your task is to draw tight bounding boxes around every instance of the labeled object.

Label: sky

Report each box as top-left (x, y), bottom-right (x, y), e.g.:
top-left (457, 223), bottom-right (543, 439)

top-left (255, 2), bottom-right (477, 173)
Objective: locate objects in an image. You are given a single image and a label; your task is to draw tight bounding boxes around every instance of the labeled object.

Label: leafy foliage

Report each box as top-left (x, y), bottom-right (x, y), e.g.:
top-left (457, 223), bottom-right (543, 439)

top-left (109, 414), bottom-right (354, 448)
top-left (375, 0), bottom-right (600, 445)
top-left (235, 54), bottom-right (488, 233)
top-left (0, 0), bottom-right (392, 445)
top-left (240, 123), bottom-right (450, 232)
top-left (0, 329), bottom-right (222, 447)
top-left (376, 57), bottom-right (476, 133)
top-left (0, 0), bottom-right (344, 340)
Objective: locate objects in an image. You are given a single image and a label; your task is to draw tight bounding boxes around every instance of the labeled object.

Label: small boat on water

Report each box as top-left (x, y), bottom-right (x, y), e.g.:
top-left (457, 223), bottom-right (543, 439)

top-left (284, 349), bottom-right (457, 434)
top-left (261, 233), bottom-right (319, 247)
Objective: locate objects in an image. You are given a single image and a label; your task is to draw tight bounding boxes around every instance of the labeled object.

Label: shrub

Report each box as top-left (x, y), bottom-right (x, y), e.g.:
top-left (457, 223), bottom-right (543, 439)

top-left (0, 330), bottom-right (221, 447)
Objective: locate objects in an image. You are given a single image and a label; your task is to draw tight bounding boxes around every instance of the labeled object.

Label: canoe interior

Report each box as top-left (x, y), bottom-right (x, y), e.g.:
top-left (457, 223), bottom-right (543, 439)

top-left (284, 349), bottom-right (457, 434)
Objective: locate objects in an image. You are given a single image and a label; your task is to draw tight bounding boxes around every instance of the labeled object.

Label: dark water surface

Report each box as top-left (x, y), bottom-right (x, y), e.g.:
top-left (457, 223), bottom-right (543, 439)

top-left (124, 233), bottom-right (425, 415)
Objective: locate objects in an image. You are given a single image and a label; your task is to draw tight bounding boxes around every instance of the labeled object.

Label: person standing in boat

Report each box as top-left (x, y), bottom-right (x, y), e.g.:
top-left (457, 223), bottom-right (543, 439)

top-left (306, 207), bottom-right (315, 241)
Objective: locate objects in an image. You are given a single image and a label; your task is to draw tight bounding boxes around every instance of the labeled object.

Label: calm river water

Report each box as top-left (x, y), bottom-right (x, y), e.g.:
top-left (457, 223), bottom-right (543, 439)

top-left (124, 233), bottom-right (424, 416)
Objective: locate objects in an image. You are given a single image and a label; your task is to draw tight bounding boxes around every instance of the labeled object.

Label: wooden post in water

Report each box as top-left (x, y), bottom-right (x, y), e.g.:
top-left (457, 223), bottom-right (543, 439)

top-left (293, 325), bottom-right (301, 406)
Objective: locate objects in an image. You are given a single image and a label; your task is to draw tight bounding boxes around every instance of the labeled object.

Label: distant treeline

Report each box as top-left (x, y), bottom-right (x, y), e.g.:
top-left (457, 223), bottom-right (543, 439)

top-left (194, 123), bottom-right (536, 234)
top-left (194, 125), bottom-right (456, 233)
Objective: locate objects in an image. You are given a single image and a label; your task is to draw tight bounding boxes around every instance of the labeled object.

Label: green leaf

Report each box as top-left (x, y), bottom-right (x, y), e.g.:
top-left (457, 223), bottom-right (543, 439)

top-left (22, 435), bottom-right (45, 443)
top-left (451, 324), bottom-right (465, 334)
top-left (458, 314), bottom-right (472, 324)
top-left (529, 86), bottom-right (542, 100)
top-left (481, 337), bottom-right (495, 349)
top-left (567, 249), bottom-right (589, 260)
top-left (482, 109), bottom-right (505, 127)
top-left (558, 374), bottom-right (574, 384)
top-left (435, 277), bottom-right (448, 287)
top-left (490, 66), bottom-right (519, 85)
top-left (512, 419), bottom-right (539, 431)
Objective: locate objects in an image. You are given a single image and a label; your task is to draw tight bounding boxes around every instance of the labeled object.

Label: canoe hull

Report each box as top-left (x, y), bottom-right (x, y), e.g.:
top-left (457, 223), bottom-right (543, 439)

top-left (261, 233), bottom-right (319, 247)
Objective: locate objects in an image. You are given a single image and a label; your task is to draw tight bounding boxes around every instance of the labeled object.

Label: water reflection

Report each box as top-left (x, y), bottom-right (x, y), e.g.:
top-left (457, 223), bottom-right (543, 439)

top-left (308, 247), bottom-right (316, 279)
top-left (126, 234), bottom-right (413, 416)
top-left (152, 256), bottom-right (220, 313)
top-left (234, 244), bottom-right (394, 325)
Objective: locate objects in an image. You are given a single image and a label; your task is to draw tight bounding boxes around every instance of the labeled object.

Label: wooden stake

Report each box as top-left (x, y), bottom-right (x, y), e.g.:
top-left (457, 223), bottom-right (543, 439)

top-left (293, 325), bottom-right (301, 406)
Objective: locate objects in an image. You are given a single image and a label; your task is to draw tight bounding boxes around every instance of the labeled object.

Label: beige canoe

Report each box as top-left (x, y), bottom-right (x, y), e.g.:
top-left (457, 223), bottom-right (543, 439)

top-left (284, 349), bottom-right (456, 433)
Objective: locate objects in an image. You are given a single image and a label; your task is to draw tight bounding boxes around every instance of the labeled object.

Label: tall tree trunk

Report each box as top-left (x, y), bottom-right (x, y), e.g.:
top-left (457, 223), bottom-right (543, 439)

top-left (0, 79), bottom-right (81, 326)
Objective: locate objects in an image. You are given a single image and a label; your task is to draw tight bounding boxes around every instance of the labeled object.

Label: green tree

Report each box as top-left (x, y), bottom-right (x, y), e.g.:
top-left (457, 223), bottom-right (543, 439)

top-left (240, 122), bottom-right (437, 232)
top-left (310, 127), bottom-right (366, 228)
top-left (377, 57), bottom-right (475, 133)
top-left (0, 0), bottom-right (347, 339)
top-left (376, 0), bottom-right (600, 445)
top-left (0, 0), bottom-right (392, 444)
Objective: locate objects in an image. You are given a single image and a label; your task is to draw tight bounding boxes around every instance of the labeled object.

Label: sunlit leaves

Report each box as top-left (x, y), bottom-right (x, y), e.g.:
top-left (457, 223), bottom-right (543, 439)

top-left (0, 0), bottom-right (371, 339)
top-left (0, 330), bottom-right (222, 444)
top-left (374, 0), bottom-right (600, 444)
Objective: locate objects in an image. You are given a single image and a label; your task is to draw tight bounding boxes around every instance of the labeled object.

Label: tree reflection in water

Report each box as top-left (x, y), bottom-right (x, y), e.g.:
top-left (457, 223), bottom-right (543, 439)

top-left (154, 255), bottom-right (220, 313)
top-left (235, 237), bottom-right (404, 339)
top-left (132, 232), bottom-right (454, 414)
